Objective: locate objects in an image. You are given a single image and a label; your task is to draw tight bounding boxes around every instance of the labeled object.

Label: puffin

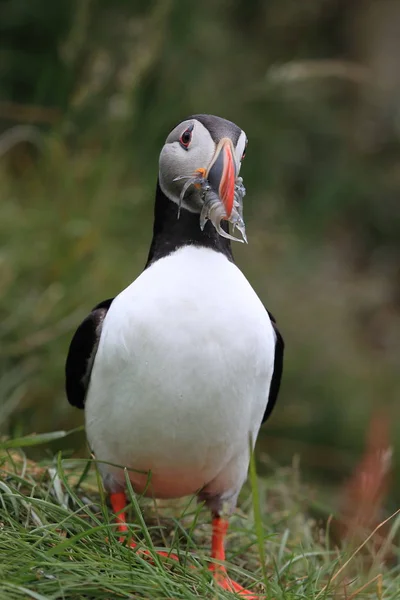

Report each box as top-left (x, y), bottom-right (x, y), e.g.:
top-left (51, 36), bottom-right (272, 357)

top-left (65, 114), bottom-right (284, 597)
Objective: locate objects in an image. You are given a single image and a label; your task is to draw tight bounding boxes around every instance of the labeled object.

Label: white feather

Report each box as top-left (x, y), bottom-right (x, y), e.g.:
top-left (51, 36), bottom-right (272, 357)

top-left (85, 246), bottom-right (275, 505)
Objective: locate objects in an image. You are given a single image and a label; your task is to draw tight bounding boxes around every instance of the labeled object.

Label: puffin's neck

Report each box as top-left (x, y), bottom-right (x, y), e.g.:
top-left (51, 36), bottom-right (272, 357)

top-left (145, 180), bottom-right (234, 268)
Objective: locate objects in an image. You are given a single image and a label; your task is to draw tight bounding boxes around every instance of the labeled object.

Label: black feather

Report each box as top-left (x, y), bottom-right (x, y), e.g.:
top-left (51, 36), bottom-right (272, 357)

top-left (65, 298), bottom-right (113, 409)
top-left (262, 311), bottom-right (284, 424)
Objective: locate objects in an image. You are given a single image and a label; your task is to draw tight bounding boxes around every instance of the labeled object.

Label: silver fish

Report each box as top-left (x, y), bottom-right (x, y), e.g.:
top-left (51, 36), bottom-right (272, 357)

top-left (173, 174), bottom-right (247, 243)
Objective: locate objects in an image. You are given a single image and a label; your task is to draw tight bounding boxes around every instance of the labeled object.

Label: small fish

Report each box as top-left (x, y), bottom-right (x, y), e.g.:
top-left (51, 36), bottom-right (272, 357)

top-left (173, 174), bottom-right (247, 243)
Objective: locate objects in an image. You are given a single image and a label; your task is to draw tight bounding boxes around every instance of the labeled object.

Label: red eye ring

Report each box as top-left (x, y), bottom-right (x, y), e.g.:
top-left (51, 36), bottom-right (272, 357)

top-left (179, 125), bottom-right (193, 149)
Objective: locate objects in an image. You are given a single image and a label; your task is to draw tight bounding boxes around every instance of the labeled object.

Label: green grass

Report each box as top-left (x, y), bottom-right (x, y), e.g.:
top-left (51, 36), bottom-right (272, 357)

top-left (0, 433), bottom-right (399, 599)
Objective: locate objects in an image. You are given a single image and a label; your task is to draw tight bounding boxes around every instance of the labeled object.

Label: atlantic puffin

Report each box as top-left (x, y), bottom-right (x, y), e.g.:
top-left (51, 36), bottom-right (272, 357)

top-left (65, 114), bottom-right (284, 597)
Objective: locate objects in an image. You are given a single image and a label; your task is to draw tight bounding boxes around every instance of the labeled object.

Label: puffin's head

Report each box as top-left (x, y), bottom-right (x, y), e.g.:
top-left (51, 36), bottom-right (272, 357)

top-left (159, 114), bottom-right (248, 242)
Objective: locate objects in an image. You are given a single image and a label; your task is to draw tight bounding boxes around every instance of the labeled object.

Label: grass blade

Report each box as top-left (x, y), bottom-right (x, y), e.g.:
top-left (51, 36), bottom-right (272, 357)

top-left (0, 427), bottom-right (84, 450)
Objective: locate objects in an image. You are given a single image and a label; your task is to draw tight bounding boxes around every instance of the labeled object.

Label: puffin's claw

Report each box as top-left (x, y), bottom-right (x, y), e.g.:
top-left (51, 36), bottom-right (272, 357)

top-left (211, 565), bottom-right (260, 598)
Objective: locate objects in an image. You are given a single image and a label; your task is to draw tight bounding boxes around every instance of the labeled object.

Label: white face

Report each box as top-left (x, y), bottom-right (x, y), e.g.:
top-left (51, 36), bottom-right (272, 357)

top-left (159, 118), bottom-right (247, 213)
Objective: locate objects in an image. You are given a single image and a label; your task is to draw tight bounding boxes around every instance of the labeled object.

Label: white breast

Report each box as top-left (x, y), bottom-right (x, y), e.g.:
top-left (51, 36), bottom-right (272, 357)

top-left (85, 246), bottom-right (275, 500)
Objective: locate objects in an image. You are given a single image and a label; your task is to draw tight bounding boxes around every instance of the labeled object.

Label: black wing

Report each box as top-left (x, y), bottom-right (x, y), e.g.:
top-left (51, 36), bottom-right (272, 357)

top-left (65, 298), bottom-right (114, 409)
top-left (262, 311), bottom-right (284, 424)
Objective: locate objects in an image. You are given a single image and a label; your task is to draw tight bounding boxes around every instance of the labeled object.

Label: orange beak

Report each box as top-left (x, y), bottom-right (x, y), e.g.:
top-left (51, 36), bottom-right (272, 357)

top-left (207, 138), bottom-right (236, 218)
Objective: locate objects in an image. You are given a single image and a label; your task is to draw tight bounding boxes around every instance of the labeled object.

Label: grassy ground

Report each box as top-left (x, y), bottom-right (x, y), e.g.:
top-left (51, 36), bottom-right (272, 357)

top-left (0, 432), bottom-right (399, 599)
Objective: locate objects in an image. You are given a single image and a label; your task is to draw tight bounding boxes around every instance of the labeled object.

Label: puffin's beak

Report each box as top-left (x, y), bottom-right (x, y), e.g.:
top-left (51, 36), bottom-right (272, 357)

top-left (207, 138), bottom-right (236, 218)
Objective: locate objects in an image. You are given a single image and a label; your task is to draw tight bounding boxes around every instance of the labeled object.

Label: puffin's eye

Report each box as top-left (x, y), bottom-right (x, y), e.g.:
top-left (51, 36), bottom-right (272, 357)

top-left (179, 126), bottom-right (193, 149)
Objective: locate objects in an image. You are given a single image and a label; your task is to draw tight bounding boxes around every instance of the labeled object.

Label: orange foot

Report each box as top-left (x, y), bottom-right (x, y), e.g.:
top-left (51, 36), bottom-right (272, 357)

top-left (210, 516), bottom-right (260, 598)
top-left (127, 539), bottom-right (180, 562)
top-left (211, 564), bottom-right (260, 598)
top-left (111, 492), bottom-right (180, 562)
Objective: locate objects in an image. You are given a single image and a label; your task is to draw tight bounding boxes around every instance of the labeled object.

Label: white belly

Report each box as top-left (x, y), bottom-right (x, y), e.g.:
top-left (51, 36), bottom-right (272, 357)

top-left (85, 246), bottom-right (275, 499)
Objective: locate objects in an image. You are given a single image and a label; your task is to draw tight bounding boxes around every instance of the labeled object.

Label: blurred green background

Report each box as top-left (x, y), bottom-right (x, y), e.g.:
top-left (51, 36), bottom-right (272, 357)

top-left (1, 0), bottom-right (399, 502)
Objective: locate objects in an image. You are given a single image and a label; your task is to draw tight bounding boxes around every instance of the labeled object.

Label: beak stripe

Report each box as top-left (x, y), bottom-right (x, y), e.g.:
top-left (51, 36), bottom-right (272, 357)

top-left (219, 144), bottom-right (235, 218)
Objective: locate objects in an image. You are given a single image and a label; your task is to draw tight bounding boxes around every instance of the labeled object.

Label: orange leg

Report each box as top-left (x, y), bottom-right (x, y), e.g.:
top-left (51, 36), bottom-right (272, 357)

top-left (110, 492), bottom-right (179, 561)
top-left (210, 516), bottom-right (259, 598)
top-left (111, 494), bottom-right (260, 596)
top-left (111, 492), bottom-right (129, 540)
